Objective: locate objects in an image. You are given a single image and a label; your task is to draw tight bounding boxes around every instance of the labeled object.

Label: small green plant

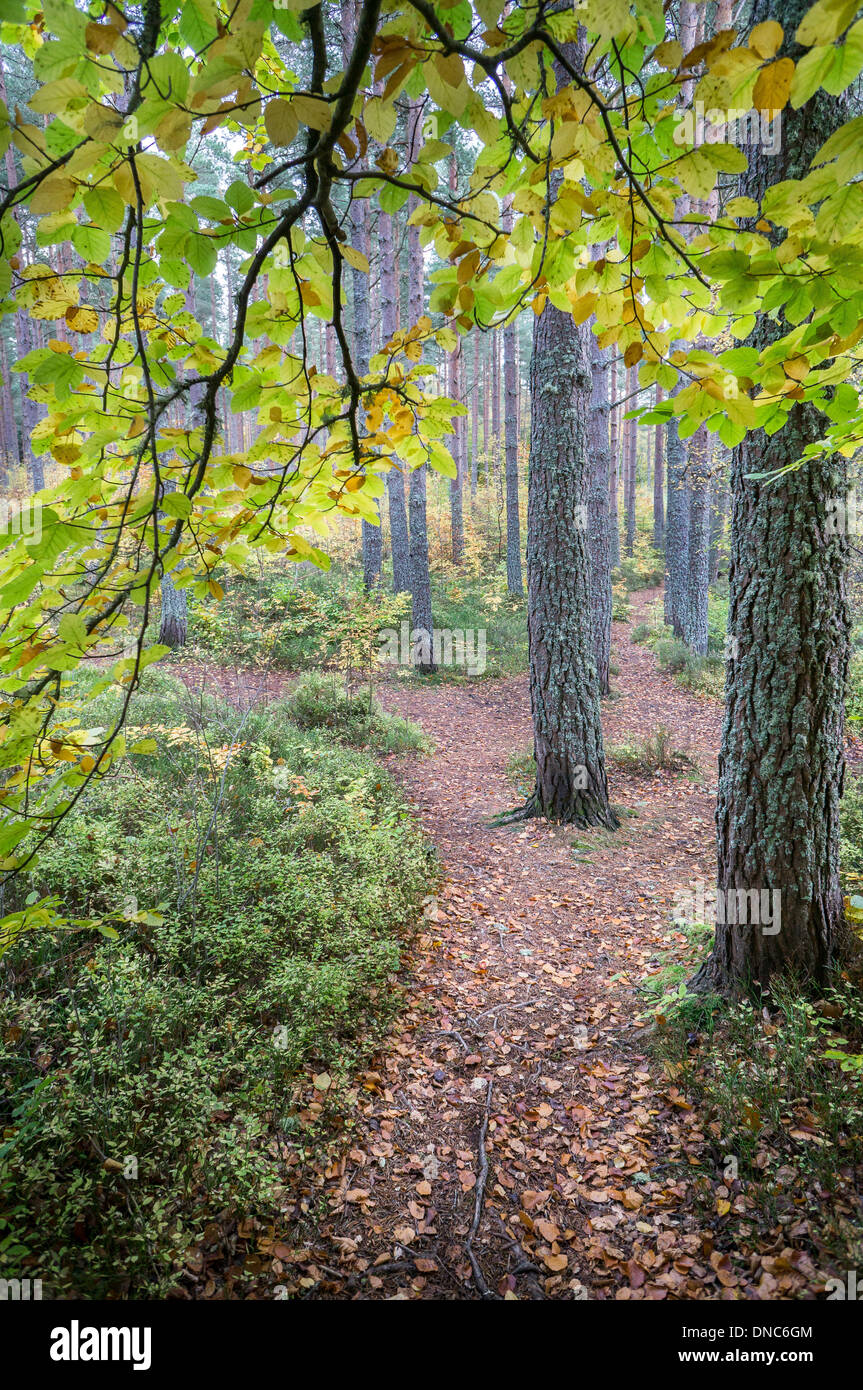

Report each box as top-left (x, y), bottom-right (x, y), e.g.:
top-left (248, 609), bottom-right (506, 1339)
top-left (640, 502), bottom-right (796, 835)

top-left (608, 725), bottom-right (698, 775)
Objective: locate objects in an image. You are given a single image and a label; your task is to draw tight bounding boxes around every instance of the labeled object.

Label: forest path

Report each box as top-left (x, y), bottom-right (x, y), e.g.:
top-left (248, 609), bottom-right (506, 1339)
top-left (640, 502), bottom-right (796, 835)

top-left (180, 590), bottom-right (821, 1299)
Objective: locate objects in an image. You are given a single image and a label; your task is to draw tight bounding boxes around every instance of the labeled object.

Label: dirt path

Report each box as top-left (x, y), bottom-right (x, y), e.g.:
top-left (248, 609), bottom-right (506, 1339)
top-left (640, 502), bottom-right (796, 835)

top-left (177, 591), bottom-right (825, 1300)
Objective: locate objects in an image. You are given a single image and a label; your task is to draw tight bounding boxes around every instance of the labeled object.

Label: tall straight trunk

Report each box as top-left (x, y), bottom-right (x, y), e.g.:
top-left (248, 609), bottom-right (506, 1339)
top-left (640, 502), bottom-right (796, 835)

top-left (406, 145), bottom-right (435, 673)
top-left (471, 331), bottom-right (479, 500)
top-left (449, 340), bottom-right (465, 564)
top-left (653, 384), bottom-right (665, 550)
top-left (491, 328), bottom-right (501, 459)
top-left (379, 208), bottom-right (410, 592)
top-left (527, 295), bottom-right (617, 827)
top-left (342, 2), bottom-right (380, 588)
top-left (695, 0), bottom-right (849, 992)
top-left (664, 375), bottom-right (689, 637)
top-left (709, 453), bottom-right (729, 582)
top-left (482, 334), bottom-right (491, 474)
top-left (502, 202), bottom-right (522, 596)
top-left (684, 424), bottom-right (710, 655)
top-left (624, 372), bottom-right (637, 558)
top-left (588, 333), bottom-right (613, 696)
top-left (523, 43), bottom-right (616, 830)
top-left (608, 354), bottom-right (620, 568)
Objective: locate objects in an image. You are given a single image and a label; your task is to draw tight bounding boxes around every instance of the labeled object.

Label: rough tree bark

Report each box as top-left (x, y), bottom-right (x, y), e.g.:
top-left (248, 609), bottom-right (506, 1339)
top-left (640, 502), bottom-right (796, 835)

top-left (379, 206), bottom-right (411, 592)
top-left (624, 368), bottom-right (637, 557)
top-left (406, 111), bottom-right (435, 673)
top-left (653, 384), bottom-right (664, 551)
top-left (587, 333), bottom-right (613, 697)
top-left (684, 424), bottom-right (710, 655)
top-left (523, 42), bottom-right (617, 830)
top-left (608, 354), bottom-right (620, 568)
top-left (342, 2), bottom-right (381, 589)
top-left (502, 200), bottom-right (523, 596)
top-left (664, 385), bottom-right (689, 637)
top-left (694, 0), bottom-right (850, 992)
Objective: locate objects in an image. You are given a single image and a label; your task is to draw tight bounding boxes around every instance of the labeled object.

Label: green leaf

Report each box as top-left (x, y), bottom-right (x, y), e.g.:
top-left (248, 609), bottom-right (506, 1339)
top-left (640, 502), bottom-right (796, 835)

top-left (83, 185), bottom-right (125, 233)
top-left (161, 492), bottom-right (192, 519)
top-left (184, 231), bottom-right (218, 278)
top-left (72, 222), bottom-right (111, 262)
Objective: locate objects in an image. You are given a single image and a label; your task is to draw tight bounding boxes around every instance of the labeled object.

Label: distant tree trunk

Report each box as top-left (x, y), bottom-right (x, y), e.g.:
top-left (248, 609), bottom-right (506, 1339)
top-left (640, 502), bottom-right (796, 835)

top-left (653, 384), bottom-right (664, 551)
top-left (491, 328), bottom-right (500, 458)
top-left (342, 5), bottom-right (380, 590)
top-left (694, 0), bottom-right (849, 993)
top-left (709, 456), bottom-right (728, 581)
top-left (406, 146), bottom-right (435, 673)
top-left (624, 372), bottom-right (637, 557)
top-left (482, 334), bottom-right (491, 476)
top-left (471, 331), bottom-right (479, 501)
top-left (684, 424), bottom-right (710, 655)
top-left (379, 208), bottom-right (410, 592)
top-left (664, 381), bottom-right (689, 637)
top-left (449, 340), bottom-right (465, 564)
top-left (502, 202), bottom-right (523, 596)
top-left (608, 354), bottom-right (620, 568)
top-left (159, 569), bottom-right (187, 649)
top-left (588, 333), bottom-right (612, 696)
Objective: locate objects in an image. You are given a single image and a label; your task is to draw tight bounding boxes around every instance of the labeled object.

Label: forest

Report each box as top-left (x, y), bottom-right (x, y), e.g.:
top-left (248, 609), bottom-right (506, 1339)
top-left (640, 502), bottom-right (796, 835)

top-left (1, 0), bottom-right (863, 1338)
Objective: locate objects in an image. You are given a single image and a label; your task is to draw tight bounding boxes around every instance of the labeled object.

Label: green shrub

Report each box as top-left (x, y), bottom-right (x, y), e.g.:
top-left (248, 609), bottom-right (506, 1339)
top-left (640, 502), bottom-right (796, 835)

top-left (287, 673), bottom-right (431, 753)
top-left (615, 536), bottom-right (665, 591)
top-left (0, 672), bottom-right (434, 1296)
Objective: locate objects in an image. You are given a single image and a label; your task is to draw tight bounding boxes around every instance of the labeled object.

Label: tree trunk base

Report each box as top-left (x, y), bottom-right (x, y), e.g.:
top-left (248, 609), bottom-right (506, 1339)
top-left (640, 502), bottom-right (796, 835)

top-left (493, 788), bottom-right (620, 832)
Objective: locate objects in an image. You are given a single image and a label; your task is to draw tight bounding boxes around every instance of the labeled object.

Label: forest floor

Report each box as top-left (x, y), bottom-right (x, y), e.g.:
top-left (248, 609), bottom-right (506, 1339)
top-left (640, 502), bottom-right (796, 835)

top-left (173, 588), bottom-right (841, 1300)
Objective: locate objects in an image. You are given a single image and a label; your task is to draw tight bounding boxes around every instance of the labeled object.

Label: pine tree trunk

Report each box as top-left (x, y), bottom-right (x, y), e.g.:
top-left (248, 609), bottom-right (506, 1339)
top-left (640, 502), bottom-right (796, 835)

top-left (684, 424), bottom-right (710, 655)
top-left (588, 334), bottom-right (613, 696)
top-left (624, 369), bottom-right (637, 557)
top-left (449, 340), bottom-right (465, 564)
top-left (694, 0), bottom-right (850, 993)
top-left (159, 569), bottom-right (187, 649)
top-left (653, 384), bottom-right (664, 551)
top-left (709, 458), bottom-right (728, 582)
top-left (525, 40), bottom-right (616, 831)
top-left (664, 392), bottom-right (689, 637)
top-left (608, 354), bottom-right (620, 568)
top-left (502, 201), bottom-right (523, 597)
top-left (379, 207), bottom-right (410, 591)
top-left (471, 331), bottom-right (479, 501)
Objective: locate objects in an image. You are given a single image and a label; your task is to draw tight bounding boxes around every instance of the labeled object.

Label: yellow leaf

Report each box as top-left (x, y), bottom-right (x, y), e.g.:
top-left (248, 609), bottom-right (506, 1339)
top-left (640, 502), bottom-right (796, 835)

top-left (654, 39), bottom-right (683, 68)
top-left (30, 175), bottom-right (76, 216)
top-left (796, 0), bottom-right (860, 48)
top-left (363, 95), bottom-right (396, 145)
top-left (752, 57), bottom-right (795, 112)
top-left (749, 20), bottom-right (783, 59)
top-left (341, 243), bottom-right (369, 274)
top-left (65, 306), bottom-right (99, 334)
top-left (291, 94), bottom-right (331, 131)
top-left (264, 97), bottom-right (299, 147)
